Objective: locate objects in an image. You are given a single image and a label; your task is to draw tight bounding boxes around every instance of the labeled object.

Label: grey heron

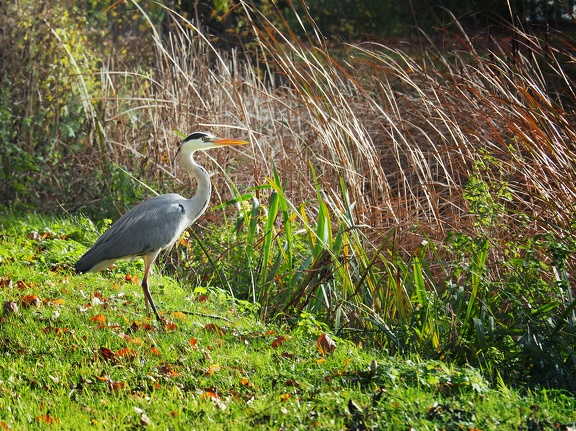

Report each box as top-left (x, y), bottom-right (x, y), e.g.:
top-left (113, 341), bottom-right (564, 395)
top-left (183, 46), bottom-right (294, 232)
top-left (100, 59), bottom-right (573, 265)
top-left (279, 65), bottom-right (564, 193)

top-left (75, 132), bottom-right (248, 322)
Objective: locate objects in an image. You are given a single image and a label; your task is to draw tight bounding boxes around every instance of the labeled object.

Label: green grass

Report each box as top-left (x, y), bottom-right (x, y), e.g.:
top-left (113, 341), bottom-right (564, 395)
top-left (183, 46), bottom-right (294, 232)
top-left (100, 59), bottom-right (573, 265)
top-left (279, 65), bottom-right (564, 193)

top-left (0, 212), bottom-right (575, 430)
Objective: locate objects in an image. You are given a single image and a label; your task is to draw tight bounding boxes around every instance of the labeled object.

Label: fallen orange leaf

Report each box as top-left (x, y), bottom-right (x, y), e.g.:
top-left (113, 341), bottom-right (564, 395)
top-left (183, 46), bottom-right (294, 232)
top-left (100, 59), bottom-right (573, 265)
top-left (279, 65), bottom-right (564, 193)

top-left (20, 294), bottom-right (41, 308)
top-left (98, 347), bottom-right (116, 362)
top-left (42, 327), bottom-right (68, 335)
top-left (36, 414), bottom-right (59, 424)
top-left (90, 314), bottom-right (106, 323)
top-left (130, 321), bottom-right (155, 332)
top-left (171, 311), bottom-right (187, 320)
top-left (96, 375), bottom-right (126, 391)
top-left (116, 348), bottom-right (137, 359)
top-left (317, 333), bottom-right (337, 355)
top-left (164, 321), bottom-right (177, 331)
top-left (158, 364), bottom-right (180, 377)
top-left (16, 280), bottom-right (28, 290)
top-left (271, 336), bottom-right (290, 349)
top-left (110, 381), bottom-right (126, 391)
top-left (204, 323), bottom-right (225, 336)
top-left (49, 298), bottom-right (66, 305)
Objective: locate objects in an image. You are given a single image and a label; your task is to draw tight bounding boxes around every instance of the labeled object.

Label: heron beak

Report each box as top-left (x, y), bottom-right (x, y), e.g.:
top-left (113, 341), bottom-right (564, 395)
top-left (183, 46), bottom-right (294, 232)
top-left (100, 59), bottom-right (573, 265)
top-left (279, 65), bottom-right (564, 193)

top-left (211, 137), bottom-right (249, 146)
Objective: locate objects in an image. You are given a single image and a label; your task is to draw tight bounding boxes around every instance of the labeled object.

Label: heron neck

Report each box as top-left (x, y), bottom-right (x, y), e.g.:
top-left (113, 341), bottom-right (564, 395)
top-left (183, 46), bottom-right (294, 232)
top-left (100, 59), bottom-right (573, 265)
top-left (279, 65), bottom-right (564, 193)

top-left (182, 151), bottom-right (212, 220)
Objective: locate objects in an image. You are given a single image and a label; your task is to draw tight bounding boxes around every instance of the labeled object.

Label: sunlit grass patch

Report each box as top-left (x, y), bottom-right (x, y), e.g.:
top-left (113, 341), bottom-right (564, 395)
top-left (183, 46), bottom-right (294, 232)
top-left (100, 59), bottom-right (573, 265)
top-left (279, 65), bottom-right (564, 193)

top-left (0, 213), bottom-right (573, 429)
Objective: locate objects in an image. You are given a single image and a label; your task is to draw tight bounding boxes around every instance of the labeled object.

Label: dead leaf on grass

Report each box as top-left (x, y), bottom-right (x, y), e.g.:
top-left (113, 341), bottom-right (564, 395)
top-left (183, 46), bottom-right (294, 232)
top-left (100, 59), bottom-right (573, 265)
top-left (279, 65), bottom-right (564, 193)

top-left (109, 380), bottom-right (126, 391)
top-left (283, 379), bottom-right (301, 388)
top-left (96, 375), bottom-right (125, 391)
top-left (171, 311), bottom-right (187, 320)
top-left (317, 333), bottom-right (336, 355)
top-left (15, 280), bottom-right (30, 290)
top-left (124, 274), bottom-right (139, 284)
top-left (163, 320), bottom-right (177, 331)
top-left (35, 414), bottom-right (59, 424)
top-left (129, 321), bottom-right (155, 332)
top-left (271, 336), bottom-right (290, 349)
top-left (116, 347), bottom-right (137, 361)
top-left (157, 364), bottom-right (181, 377)
top-left (189, 337), bottom-right (198, 350)
top-left (0, 279), bottom-right (13, 288)
top-left (20, 294), bottom-right (41, 308)
top-left (97, 347), bottom-right (117, 363)
top-left (201, 391), bottom-right (219, 399)
top-left (42, 327), bottom-right (68, 336)
top-left (48, 298), bottom-right (65, 306)
top-left (3, 301), bottom-right (19, 316)
top-left (89, 314), bottom-right (106, 324)
top-left (204, 323), bottom-right (225, 336)
top-left (134, 407), bottom-right (152, 427)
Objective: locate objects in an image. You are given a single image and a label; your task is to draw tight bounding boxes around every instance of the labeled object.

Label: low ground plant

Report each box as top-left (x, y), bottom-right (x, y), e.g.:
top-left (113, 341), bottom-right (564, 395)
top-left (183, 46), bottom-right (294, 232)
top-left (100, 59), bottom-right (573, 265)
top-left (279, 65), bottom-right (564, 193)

top-left (162, 156), bottom-right (576, 392)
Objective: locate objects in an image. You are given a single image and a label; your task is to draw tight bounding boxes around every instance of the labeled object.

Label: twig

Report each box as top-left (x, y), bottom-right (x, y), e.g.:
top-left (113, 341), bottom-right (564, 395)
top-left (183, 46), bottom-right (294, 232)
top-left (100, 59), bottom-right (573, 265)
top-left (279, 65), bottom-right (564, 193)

top-left (174, 310), bottom-right (233, 322)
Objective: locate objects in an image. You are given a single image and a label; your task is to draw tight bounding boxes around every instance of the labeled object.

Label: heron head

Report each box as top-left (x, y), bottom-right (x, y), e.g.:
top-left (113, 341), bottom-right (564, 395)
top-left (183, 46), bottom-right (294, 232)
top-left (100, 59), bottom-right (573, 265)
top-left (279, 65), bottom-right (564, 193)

top-left (176, 132), bottom-right (248, 160)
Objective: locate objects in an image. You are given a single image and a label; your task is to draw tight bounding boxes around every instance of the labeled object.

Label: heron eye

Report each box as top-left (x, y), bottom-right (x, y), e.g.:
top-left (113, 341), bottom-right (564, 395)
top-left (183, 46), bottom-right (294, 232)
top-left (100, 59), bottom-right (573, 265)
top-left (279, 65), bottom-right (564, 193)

top-left (202, 137), bottom-right (209, 142)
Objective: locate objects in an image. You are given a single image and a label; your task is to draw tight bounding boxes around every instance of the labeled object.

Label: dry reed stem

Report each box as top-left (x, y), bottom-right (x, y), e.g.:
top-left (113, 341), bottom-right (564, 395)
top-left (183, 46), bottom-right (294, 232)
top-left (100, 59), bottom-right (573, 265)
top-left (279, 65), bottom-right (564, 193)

top-left (69, 3), bottom-right (576, 249)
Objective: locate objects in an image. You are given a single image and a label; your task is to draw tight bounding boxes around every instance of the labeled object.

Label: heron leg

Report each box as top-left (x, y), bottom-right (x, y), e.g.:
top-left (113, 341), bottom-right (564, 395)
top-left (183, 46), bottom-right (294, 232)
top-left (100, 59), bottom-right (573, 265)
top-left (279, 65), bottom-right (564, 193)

top-left (142, 253), bottom-right (162, 322)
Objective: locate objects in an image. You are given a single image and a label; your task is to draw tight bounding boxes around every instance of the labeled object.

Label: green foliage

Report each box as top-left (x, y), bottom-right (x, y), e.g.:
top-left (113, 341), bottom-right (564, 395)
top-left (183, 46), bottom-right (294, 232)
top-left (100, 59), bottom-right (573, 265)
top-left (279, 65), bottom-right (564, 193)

top-left (440, 165), bottom-right (575, 389)
top-left (0, 0), bottom-right (166, 213)
top-left (169, 156), bottom-right (576, 390)
top-left (194, 163), bottom-right (389, 334)
top-left (0, 1), bottom-right (98, 207)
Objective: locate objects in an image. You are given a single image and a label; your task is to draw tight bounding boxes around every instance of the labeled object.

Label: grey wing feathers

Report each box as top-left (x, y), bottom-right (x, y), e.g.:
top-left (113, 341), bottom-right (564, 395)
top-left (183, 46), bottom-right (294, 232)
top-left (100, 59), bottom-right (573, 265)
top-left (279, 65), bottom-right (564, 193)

top-left (75, 194), bottom-right (189, 273)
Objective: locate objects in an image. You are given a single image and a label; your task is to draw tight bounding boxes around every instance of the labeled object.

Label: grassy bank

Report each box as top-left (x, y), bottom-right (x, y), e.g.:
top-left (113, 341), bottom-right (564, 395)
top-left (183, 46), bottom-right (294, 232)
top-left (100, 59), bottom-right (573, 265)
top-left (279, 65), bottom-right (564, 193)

top-left (0, 212), bottom-right (574, 429)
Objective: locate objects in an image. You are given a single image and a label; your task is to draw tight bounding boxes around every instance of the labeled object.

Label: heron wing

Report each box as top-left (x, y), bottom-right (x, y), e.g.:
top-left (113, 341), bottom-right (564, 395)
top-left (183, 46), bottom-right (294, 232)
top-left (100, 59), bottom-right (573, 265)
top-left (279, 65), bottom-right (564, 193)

top-left (75, 194), bottom-right (190, 273)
